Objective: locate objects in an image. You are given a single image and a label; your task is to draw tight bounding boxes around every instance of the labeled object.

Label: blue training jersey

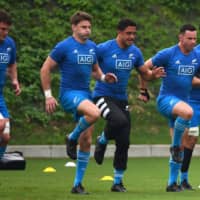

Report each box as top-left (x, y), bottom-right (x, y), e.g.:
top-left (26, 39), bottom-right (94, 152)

top-left (93, 39), bottom-right (144, 100)
top-left (0, 36), bottom-right (16, 93)
top-left (50, 36), bottom-right (97, 93)
top-left (189, 44), bottom-right (200, 102)
top-left (152, 44), bottom-right (200, 101)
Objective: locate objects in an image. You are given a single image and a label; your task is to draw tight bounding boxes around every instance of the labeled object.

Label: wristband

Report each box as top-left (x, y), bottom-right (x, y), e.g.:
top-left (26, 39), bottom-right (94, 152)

top-left (101, 74), bottom-right (106, 82)
top-left (44, 89), bottom-right (52, 98)
top-left (140, 88), bottom-right (150, 100)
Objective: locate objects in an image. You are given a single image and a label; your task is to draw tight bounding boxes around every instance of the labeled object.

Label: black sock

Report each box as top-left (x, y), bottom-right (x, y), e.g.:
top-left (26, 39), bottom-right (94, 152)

top-left (181, 147), bottom-right (193, 172)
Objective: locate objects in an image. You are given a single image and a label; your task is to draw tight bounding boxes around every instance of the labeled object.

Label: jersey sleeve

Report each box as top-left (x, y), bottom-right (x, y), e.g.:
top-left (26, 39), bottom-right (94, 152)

top-left (96, 43), bottom-right (107, 63)
top-left (134, 48), bottom-right (144, 68)
top-left (151, 48), bottom-right (171, 67)
top-left (91, 42), bottom-right (98, 65)
top-left (9, 38), bottom-right (16, 65)
top-left (49, 42), bottom-right (65, 64)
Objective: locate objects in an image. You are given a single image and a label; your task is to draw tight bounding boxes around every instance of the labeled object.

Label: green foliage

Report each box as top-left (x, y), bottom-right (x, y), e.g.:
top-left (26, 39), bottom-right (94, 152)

top-left (1, 0), bottom-right (200, 144)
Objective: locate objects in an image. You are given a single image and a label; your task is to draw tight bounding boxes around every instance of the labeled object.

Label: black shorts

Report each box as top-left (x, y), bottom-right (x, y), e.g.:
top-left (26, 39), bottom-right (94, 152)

top-left (94, 96), bottom-right (131, 140)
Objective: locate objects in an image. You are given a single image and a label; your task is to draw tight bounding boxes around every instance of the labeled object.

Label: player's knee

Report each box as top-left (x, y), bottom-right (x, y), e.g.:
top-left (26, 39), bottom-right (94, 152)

top-left (111, 115), bottom-right (129, 129)
top-left (1, 134), bottom-right (11, 144)
top-left (91, 107), bottom-right (101, 122)
top-left (0, 119), bottom-right (10, 144)
top-left (190, 137), bottom-right (198, 149)
top-left (4, 134), bottom-right (11, 143)
top-left (184, 136), bottom-right (197, 149)
top-left (0, 119), bottom-right (6, 132)
top-left (185, 109), bottom-right (193, 120)
top-left (182, 127), bottom-right (198, 149)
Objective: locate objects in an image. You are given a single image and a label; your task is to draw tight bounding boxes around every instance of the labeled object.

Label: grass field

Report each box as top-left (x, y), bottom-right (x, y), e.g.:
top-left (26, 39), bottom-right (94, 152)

top-left (0, 157), bottom-right (200, 200)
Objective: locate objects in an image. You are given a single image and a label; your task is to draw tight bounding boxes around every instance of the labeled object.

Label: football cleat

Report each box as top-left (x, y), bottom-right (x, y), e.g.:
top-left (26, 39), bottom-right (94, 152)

top-left (94, 136), bottom-right (107, 165)
top-left (166, 182), bottom-right (182, 192)
top-left (71, 183), bottom-right (89, 194)
top-left (111, 182), bottom-right (127, 192)
top-left (65, 135), bottom-right (77, 160)
top-left (180, 179), bottom-right (194, 190)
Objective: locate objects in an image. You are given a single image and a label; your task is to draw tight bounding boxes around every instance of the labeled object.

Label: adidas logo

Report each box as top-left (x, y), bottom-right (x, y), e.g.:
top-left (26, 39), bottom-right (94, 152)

top-left (89, 48), bottom-right (95, 54)
top-left (192, 59), bottom-right (197, 64)
top-left (112, 54), bottom-right (117, 58)
top-left (175, 60), bottom-right (181, 64)
top-left (73, 49), bottom-right (78, 54)
top-left (129, 53), bottom-right (134, 58)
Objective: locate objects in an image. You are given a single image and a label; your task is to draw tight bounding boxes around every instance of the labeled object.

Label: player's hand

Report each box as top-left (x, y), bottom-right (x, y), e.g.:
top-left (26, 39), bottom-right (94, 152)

top-left (104, 73), bottom-right (118, 83)
top-left (12, 80), bottom-right (21, 96)
top-left (45, 97), bottom-right (58, 114)
top-left (152, 67), bottom-right (166, 78)
top-left (138, 88), bottom-right (150, 103)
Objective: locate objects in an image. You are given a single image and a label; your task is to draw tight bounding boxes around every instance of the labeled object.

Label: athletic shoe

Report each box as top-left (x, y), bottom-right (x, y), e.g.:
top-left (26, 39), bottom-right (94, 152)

top-left (71, 183), bottom-right (89, 194)
top-left (111, 182), bottom-right (127, 192)
top-left (166, 182), bottom-right (182, 192)
top-left (65, 135), bottom-right (77, 160)
top-left (180, 179), bottom-right (194, 190)
top-left (94, 136), bottom-right (107, 165)
top-left (170, 146), bottom-right (183, 163)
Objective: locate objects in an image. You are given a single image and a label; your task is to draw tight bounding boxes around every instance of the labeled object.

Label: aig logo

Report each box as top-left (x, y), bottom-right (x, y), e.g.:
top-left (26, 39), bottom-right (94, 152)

top-left (78, 54), bottom-right (93, 64)
top-left (0, 53), bottom-right (9, 63)
top-left (178, 65), bottom-right (194, 75)
top-left (116, 59), bottom-right (132, 70)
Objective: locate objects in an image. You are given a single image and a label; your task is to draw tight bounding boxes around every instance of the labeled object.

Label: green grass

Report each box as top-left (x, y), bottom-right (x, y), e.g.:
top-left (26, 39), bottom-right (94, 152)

top-left (0, 158), bottom-right (200, 200)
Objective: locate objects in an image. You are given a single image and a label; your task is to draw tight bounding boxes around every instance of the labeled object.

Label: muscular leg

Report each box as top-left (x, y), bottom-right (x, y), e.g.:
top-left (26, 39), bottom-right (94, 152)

top-left (106, 101), bottom-right (130, 192)
top-left (166, 101), bottom-right (193, 192)
top-left (71, 125), bottom-right (93, 194)
top-left (112, 123), bottom-right (130, 188)
top-left (67, 100), bottom-right (100, 160)
top-left (94, 97), bottom-right (129, 164)
top-left (0, 118), bottom-right (10, 159)
top-left (168, 128), bottom-right (181, 187)
top-left (180, 128), bottom-right (198, 190)
top-left (94, 97), bottom-right (130, 192)
top-left (172, 101), bottom-right (193, 149)
top-left (69, 100), bottom-right (100, 141)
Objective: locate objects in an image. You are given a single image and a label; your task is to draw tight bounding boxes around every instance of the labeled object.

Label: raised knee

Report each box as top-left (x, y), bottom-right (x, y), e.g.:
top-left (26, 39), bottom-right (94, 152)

top-left (186, 109), bottom-right (193, 120)
top-left (184, 135), bottom-right (197, 149)
top-left (91, 108), bottom-right (101, 122)
top-left (1, 134), bottom-right (10, 144)
top-left (0, 119), bottom-right (10, 144)
top-left (111, 116), bottom-right (129, 129)
top-left (0, 119), bottom-right (6, 132)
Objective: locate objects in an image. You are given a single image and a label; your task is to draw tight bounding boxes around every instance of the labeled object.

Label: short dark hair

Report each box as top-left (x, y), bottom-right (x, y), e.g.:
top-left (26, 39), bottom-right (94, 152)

top-left (70, 11), bottom-right (92, 25)
top-left (0, 10), bottom-right (12, 25)
top-left (179, 24), bottom-right (196, 34)
top-left (117, 19), bottom-right (137, 31)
